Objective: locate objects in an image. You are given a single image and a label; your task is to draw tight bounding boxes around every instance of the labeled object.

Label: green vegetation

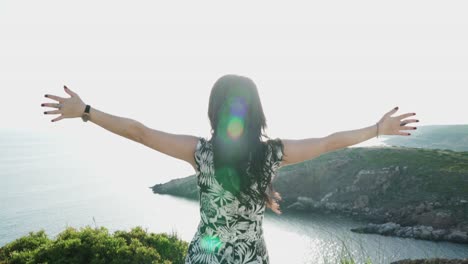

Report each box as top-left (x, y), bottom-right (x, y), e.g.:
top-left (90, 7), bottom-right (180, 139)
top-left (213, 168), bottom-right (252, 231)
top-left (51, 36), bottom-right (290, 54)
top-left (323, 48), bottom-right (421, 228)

top-left (276, 146), bottom-right (468, 208)
top-left (0, 226), bottom-right (188, 264)
top-left (0, 225), bottom-right (375, 264)
top-left (154, 146), bottom-right (468, 210)
top-left (2, 225), bottom-right (460, 264)
top-left (152, 145), bottom-right (468, 240)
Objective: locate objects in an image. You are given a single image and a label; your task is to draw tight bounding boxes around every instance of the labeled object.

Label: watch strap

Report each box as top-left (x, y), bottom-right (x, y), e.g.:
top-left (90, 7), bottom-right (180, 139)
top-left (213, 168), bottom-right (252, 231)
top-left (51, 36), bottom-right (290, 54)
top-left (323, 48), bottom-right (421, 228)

top-left (82, 104), bottom-right (91, 122)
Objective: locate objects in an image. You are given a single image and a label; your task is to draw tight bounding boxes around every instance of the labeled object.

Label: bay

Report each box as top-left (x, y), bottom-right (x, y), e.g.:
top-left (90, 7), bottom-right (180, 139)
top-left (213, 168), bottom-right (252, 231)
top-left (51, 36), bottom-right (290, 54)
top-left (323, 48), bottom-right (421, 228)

top-left (1, 130), bottom-right (467, 263)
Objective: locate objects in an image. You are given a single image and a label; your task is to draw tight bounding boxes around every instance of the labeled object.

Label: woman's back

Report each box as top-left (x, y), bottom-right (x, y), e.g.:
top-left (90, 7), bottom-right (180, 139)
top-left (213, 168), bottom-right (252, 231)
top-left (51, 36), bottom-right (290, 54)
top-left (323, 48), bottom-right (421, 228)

top-left (185, 137), bottom-right (284, 264)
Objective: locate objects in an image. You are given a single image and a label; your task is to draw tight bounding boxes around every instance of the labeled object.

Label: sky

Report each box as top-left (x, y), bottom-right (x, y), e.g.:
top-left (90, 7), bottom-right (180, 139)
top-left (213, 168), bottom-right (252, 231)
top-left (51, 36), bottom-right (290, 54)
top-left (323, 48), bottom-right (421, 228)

top-left (1, 0), bottom-right (467, 184)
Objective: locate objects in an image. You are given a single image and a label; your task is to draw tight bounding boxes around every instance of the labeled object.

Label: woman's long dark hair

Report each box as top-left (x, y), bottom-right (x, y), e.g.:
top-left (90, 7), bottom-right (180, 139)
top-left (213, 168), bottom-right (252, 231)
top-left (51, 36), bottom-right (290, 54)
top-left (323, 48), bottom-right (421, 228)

top-left (208, 74), bottom-right (282, 214)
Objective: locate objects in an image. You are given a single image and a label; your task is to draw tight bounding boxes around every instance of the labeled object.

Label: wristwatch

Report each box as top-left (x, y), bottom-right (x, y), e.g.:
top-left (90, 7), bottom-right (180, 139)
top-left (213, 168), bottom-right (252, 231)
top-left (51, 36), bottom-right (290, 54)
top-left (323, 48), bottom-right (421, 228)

top-left (81, 104), bottom-right (91, 122)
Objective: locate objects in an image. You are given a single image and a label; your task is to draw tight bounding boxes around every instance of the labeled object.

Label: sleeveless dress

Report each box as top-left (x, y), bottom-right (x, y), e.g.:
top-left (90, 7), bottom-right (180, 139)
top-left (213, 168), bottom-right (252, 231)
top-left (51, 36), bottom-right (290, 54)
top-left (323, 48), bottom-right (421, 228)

top-left (184, 137), bottom-right (284, 264)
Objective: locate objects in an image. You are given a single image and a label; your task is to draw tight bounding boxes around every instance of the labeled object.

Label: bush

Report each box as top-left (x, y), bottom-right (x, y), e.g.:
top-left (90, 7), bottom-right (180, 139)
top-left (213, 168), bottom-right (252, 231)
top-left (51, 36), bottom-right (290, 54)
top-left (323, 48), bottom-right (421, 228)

top-left (0, 226), bottom-right (188, 264)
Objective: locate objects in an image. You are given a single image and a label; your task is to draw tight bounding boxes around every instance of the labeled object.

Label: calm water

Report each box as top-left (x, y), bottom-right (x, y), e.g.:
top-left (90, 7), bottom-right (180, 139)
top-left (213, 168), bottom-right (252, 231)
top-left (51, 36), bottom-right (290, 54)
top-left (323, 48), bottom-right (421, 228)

top-left (1, 130), bottom-right (467, 264)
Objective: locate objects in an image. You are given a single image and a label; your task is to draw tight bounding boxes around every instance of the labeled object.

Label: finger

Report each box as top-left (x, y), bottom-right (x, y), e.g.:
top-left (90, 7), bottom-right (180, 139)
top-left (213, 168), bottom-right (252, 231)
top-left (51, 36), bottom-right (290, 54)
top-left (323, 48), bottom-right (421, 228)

top-left (41, 103), bottom-right (61, 108)
top-left (397, 131), bottom-right (411, 136)
top-left (400, 118), bottom-right (419, 124)
top-left (396, 112), bottom-right (416, 120)
top-left (386, 106), bottom-right (399, 116)
top-left (44, 94), bottom-right (65, 102)
top-left (51, 115), bottom-right (65, 122)
top-left (63, 85), bottom-right (77, 97)
top-left (44, 110), bottom-right (61, 115)
top-left (399, 126), bottom-right (417, 131)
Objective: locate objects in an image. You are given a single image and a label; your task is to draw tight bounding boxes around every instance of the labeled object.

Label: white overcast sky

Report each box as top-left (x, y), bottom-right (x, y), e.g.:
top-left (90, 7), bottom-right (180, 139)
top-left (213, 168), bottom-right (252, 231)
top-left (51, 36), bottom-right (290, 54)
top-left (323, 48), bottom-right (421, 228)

top-left (1, 0), bottom-right (467, 183)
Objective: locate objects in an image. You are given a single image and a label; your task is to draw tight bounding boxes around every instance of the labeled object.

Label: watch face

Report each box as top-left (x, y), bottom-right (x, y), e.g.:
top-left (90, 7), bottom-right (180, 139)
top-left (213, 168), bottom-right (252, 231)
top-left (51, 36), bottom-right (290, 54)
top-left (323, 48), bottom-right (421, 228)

top-left (82, 114), bottom-right (90, 122)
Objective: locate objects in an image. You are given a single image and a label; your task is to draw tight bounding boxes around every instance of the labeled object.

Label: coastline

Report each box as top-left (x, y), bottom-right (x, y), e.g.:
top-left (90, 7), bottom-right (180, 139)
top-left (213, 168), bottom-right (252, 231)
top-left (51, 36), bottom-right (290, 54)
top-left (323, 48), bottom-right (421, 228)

top-left (152, 146), bottom-right (468, 245)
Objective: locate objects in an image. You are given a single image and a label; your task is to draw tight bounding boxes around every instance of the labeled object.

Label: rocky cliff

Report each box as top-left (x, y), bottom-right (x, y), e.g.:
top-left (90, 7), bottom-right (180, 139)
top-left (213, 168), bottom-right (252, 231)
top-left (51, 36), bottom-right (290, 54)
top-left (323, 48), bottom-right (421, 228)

top-left (151, 146), bottom-right (468, 244)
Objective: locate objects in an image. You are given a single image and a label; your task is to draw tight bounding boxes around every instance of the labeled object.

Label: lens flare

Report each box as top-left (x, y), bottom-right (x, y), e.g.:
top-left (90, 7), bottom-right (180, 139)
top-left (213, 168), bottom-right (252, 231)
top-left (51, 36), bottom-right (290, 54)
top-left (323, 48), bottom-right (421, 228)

top-left (227, 117), bottom-right (244, 139)
top-left (230, 97), bottom-right (247, 117)
top-left (216, 96), bottom-right (248, 142)
top-left (216, 166), bottom-right (240, 193)
top-left (201, 235), bottom-right (222, 253)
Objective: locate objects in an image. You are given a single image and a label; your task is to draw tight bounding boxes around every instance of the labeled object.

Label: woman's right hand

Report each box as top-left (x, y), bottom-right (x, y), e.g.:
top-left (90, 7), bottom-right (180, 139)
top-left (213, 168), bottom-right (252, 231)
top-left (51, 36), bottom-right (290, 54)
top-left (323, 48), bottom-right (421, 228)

top-left (41, 85), bottom-right (86, 122)
top-left (377, 106), bottom-right (419, 136)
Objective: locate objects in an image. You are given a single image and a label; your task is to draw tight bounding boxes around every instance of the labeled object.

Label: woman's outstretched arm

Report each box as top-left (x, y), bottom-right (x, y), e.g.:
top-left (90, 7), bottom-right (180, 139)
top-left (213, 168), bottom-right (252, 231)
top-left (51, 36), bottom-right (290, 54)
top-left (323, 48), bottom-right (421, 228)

top-left (41, 85), bottom-right (198, 169)
top-left (280, 107), bottom-right (419, 167)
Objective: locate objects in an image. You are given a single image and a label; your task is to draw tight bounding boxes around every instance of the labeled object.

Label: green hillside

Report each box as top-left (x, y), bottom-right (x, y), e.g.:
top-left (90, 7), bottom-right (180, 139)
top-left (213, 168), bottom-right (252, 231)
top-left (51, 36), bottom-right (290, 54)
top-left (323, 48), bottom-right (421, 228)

top-left (152, 146), bottom-right (468, 234)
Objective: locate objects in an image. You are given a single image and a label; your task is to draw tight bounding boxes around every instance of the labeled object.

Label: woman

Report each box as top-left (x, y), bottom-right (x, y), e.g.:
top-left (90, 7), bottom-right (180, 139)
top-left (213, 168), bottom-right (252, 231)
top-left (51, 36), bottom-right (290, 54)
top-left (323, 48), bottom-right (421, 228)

top-left (41, 74), bottom-right (419, 264)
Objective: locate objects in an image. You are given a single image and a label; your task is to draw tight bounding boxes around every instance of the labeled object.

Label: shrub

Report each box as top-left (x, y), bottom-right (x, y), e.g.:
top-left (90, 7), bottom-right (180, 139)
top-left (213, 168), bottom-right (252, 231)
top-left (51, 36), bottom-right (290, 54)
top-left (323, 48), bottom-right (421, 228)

top-left (0, 226), bottom-right (188, 264)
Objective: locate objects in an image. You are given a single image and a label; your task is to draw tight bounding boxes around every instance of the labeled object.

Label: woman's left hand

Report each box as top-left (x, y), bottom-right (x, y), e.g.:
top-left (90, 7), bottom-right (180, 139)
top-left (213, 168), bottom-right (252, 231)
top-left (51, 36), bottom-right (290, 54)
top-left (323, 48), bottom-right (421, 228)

top-left (377, 107), bottom-right (419, 136)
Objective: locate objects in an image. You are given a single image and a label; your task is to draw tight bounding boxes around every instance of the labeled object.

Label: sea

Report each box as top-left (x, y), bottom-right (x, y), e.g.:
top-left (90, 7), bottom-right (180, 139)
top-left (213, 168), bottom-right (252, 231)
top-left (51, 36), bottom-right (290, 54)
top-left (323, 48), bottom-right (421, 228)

top-left (1, 129), bottom-right (467, 264)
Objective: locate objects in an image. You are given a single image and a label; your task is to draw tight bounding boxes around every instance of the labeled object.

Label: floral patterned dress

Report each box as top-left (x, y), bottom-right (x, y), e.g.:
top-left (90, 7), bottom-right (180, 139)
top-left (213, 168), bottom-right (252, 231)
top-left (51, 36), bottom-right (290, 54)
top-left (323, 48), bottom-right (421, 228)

top-left (184, 137), bottom-right (284, 264)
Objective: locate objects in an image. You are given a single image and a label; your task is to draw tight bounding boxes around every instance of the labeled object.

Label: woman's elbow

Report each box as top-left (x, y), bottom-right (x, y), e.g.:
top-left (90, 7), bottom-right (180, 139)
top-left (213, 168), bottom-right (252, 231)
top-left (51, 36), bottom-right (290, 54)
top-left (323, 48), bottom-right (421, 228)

top-left (129, 120), bottom-right (146, 143)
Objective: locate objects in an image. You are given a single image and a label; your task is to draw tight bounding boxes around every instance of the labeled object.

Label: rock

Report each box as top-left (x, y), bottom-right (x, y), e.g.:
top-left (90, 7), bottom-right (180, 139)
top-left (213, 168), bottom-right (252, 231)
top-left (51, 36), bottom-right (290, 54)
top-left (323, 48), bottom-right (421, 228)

top-left (354, 195), bottom-right (369, 209)
top-left (287, 202), bottom-right (306, 211)
top-left (431, 229), bottom-right (448, 240)
top-left (458, 222), bottom-right (468, 233)
top-left (297, 196), bottom-right (316, 208)
top-left (412, 226), bottom-right (423, 237)
top-left (346, 185), bottom-right (359, 192)
top-left (379, 222), bottom-right (400, 235)
top-left (420, 227), bottom-right (432, 240)
top-left (446, 230), bottom-right (468, 243)
top-left (415, 203), bottom-right (426, 214)
top-left (325, 202), bottom-right (337, 211)
top-left (351, 222), bottom-right (468, 244)
top-left (426, 203), bottom-right (434, 211)
top-left (433, 211), bottom-right (456, 228)
top-left (320, 192), bottom-right (333, 202)
top-left (399, 226), bottom-right (414, 238)
top-left (413, 212), bottom-right (438, 227)
top-left (382, 181), bottom-right (392, 193)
